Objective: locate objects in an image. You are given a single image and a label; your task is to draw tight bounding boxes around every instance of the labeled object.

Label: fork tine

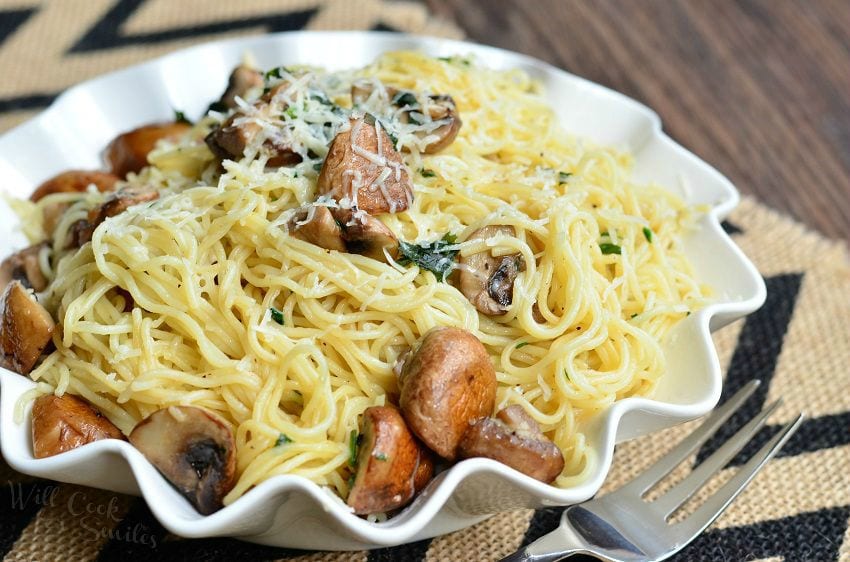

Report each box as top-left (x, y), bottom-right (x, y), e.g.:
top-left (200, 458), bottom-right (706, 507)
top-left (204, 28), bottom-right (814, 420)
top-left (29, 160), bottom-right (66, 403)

top-left (652, 399), bottom-right (781, 517)
top-left (672, 413), bottom-right (803, 543)
top-left (622, 380), bottom-right (760, 496)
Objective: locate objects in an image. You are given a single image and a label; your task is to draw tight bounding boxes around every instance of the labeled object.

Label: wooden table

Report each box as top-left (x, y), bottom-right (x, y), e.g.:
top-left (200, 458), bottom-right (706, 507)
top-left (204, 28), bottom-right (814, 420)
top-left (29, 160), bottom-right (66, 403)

top-left (427, 0), bottom-right (850, 242)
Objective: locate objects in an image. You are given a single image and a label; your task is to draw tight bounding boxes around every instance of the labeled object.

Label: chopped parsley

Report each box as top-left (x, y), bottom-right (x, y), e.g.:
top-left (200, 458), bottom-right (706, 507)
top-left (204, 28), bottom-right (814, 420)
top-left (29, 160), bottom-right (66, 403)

top-left (398, 233), bottom-right (459, 281)
top-left (516, 342), bottom-right (530, 349)
top-left (631, 313), bottom-right (639, 319)
top-left (275, 434), bottom-right (292, 447)
top-left (173, 109), bottom-right (191, 124)
top-left (285, 105), bottom-right (298, 118)
top-left (420, 168), bottom-right (436, 178)
top-left (643, 227), bottom-right (654, 243)
top-left (558, 171), bottom-right (572, 184)
top-left (564, 369), bottom-right (571, 381)
top-left (347, 473), bottom-right (356, 489)
top-left (269, 307), bottom-right (284, 325)
top-left (392, 91), bottom-right (418, 107)
top-left (206, 101), bottom-right (228, 114)
top-left (599, 242), bottom-right (622, 255)
top-left (374, 452), bottom-right (388, 461)
top-left (264, 66), bottom-right (290, 80)
top-left (348, 430), bottom-right (360, 467)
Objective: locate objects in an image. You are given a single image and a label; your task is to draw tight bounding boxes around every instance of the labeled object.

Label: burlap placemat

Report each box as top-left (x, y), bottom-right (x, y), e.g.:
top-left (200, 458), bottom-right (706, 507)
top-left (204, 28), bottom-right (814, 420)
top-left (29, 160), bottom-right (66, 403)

top-left (1, 2), bottom-right (848, 561)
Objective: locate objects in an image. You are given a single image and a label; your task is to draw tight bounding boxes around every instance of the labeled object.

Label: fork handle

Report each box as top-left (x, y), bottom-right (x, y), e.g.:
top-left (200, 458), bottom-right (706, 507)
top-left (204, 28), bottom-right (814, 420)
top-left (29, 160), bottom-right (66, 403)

top-left (499, 524), bottom-right (586, 562)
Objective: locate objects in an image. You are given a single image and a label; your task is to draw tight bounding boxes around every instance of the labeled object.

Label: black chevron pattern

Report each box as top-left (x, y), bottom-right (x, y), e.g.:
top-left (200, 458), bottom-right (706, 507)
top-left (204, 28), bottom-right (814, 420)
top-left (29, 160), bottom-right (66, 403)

top-left (0, 7), bottom-right (34, 45)
top-left (69, 0), bottom-right (319, 52)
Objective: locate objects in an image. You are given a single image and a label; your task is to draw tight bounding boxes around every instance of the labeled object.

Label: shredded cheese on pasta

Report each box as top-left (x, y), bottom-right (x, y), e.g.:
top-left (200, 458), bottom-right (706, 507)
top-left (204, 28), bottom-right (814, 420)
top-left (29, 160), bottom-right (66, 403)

top-left (16, 51), bottom-right (709, 503)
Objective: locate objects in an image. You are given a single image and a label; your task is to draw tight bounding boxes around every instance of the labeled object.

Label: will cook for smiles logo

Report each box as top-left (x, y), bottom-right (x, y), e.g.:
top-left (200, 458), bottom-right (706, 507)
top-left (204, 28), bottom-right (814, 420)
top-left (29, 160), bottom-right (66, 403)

top-left (7, 480), bottom-right (158, 549)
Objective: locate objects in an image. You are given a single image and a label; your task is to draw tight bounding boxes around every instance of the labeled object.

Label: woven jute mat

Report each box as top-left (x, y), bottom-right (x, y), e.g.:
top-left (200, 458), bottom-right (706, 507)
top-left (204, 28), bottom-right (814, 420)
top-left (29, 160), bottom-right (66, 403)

top-left (1, 2), bottom-right (849, 561)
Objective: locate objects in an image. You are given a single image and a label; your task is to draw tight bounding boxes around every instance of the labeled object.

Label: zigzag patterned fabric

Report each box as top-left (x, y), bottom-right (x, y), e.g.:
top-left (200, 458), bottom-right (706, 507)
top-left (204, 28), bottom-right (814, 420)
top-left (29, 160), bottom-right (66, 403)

top-left (1, 2), bottom-right (849, 561)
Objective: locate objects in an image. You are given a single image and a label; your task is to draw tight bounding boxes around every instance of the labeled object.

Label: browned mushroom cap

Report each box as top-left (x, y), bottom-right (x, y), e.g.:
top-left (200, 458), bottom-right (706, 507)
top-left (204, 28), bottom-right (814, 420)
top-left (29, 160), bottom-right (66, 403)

top-left (29, 170), bottom-right (119, 202)
top-left (347, 405), bottom-right (427, 515)
top-left (31, 394), bottom-right (125, 458)
top-left (412, 446), bottom-right (435, 493)
top-left (287, 205), bottom-right (346, 252)
top-left (317, 116), bottom-right (414, 215)
top-left (0, 281), bottom-right (55, 375)
top-left (204, 113), bottom-right (301, 167)
top-left (414, 94), bottom-right (462, 154)
top-left (457, 405), bottom-right (565, 484)
top-left (335, 209), bottom-right (400, 261)
top-left (1, 243), bottom-right (48, 293)
top-left (398, 327), bottom-right (496, 460)
top-left (459, 225), bottom-right (523, 316)
top-left (350, 84), bottom-right (461, 154)
top-left (106, 122), bottom-right (192, 178)
top-left (129, 406), bottom-right (236, 515)
top-left (350, 81), bottom-right (398, 107)
top-left (217, 65), bottom-right (264, 109)
top-left (71, 186), bottom-right (160, 247)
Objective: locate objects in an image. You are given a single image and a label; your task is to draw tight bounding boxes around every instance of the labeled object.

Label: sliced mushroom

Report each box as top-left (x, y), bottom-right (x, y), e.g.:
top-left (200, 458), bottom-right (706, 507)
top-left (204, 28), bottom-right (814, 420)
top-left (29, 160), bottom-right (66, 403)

top-left (335, 208), bottom-right (400, 261)
top-left (31, 394), bottom-right (125, 458)
top-left (398, 327), bottom-right (496, 460)
top-left (72, 186), bottom-right (160, 247)
top-left (29, 170), bottom-right (119, 202)
top-left (349, 84), bottom-right (461, 154)
top-left (1, 243), bottom-right (48, 293)
top-left (129, 406), bottom-right (236, 515)
top-left (217, 64), bottom-right (264, 109)
top-left (205, 83), bottom-right (301, 167)
top-left (205, 114), bottom-right (301, 167)
top-left (317, 116), bottom-right (414, 215)
top-left (95, 185), bottom-right (160, 222)
top-left (459, 225), bottom-right (523, 316)
top-left (106, 122), bottom-right (192, 178)
top-left (412, 94), bottom-right (462, 154)
top-left (457, 405), bottom-right (564, 483)
top-left (347, 405), bottom-right (428, 515)
top-left (287, 205), bottom-right (346, 252)
top-left (0, 280), bottom-right (55, 375)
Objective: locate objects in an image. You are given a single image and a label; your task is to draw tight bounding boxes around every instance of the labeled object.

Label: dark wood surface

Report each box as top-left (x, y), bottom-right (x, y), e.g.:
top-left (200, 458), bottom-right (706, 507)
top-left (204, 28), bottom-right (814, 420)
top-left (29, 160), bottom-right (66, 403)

top-left (426, 0), bottom-right (850, 242)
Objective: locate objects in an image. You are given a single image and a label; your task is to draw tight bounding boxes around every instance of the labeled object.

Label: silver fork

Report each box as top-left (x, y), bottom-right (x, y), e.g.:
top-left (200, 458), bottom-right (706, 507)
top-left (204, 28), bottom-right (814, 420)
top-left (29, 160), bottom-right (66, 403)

top-left (500, 380), bottom-right (803, 562)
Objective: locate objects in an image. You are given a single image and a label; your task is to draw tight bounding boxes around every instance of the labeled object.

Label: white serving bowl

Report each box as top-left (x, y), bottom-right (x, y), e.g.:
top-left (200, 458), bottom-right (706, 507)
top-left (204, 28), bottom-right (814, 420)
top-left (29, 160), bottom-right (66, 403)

top-left (0, 31), bottom-right (765, 550)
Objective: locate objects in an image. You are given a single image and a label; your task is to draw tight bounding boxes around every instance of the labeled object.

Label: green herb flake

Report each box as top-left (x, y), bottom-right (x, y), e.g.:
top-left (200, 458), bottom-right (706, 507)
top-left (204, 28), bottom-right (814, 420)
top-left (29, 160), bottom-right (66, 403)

top-left (392, 91), bottom-right (418, 107)
top-left (630, 313), bottom-right (639, 319)
top-left (564, 369), bottom-right (571, 381)
top-left (398, 233), bottom-right (459, 281)
top-left (516, 342), bottom-right (530, 349)
top-left (313, 161), bottom-right (324, 172)
top-left (374, 452), bottom-right (388, 461)
top-left (173, 110), bottom-right (191, 124)
top-left (558, 171), bottom-right (572, 184)
top-left (420, 168), bottom-right (436, 178)
top-left (347, 473), bottom-right (356, 490)
top-left (643, 227), bottom-right (654, 243)
top-left (275, 434), bottom-right (292, 447)
top-left (599, 242), bottom-right (622, 255)
top-left (206, 101), bottom-right (228, 114)
top-left (437, 56), bottom-right (453, 62)
top-left (270, 307), bottom-right (284, 325)
top-left (265, 66), bottom-right (287, 80)
top-left (348, 430), bottom-right (359, 467)
top-left (285, 105), bottom-right (298, 119)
